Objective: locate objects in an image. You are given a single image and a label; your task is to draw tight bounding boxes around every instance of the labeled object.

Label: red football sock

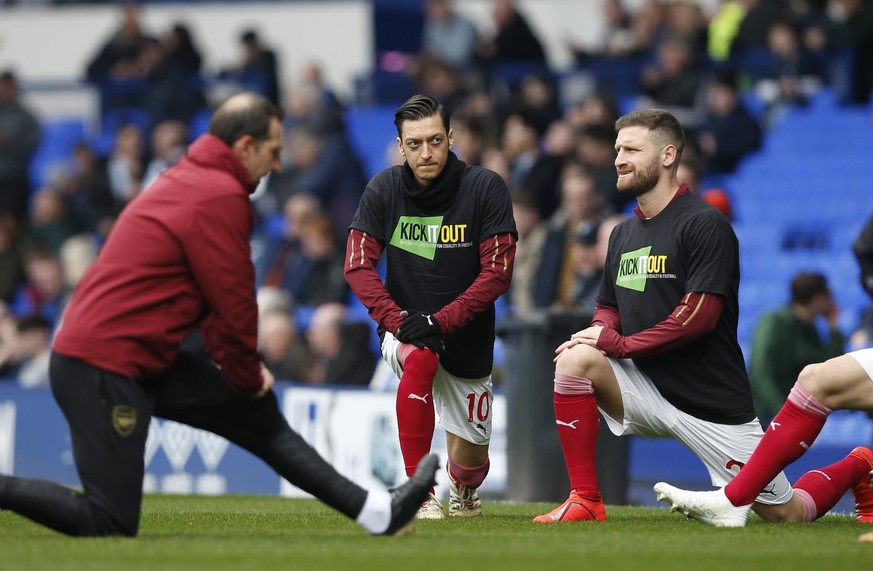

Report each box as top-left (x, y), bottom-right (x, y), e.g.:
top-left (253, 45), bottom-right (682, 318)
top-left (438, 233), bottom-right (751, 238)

top-left (396, 347), bottom-right (438, 477)
top-left (793, 454), bottom-right (871, 521)
top-left (448, 458), bottom-right (490, 489)
top-left (725, 383), bottom-right (830, 506)
top-left (553, 372), bottom-right (600, 499)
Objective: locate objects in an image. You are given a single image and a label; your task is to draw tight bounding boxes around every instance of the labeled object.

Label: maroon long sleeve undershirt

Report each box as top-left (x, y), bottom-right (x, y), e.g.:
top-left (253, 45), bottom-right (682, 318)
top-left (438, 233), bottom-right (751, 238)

top-left (344, 230), bottom-right (516, 335)
top-left (592, 292), bottom-right (725, 359)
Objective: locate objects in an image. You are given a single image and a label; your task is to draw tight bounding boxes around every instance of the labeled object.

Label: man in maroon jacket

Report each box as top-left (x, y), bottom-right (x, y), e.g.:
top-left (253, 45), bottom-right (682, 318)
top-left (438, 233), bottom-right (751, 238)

top-left (0, 92), bottom-right (437, 537)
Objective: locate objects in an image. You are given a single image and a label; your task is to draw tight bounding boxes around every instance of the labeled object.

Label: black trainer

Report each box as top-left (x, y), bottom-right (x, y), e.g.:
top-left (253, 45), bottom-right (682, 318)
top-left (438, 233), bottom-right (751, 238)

top-left (380, 453), bottom-right (439, 536)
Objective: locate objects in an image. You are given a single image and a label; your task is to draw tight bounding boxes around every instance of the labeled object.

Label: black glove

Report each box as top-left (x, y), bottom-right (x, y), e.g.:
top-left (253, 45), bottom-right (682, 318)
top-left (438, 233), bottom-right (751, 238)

top-left (410, 335), bottom-right (445, 354)
top-left (396, 309), bottom-right (442, 342)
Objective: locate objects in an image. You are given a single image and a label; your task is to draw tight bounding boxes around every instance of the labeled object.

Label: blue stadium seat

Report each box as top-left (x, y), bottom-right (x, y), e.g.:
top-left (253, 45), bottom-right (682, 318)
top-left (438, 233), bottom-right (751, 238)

top-left (91, 107), bottom-right (151, 156)
top-left (189, 107), bottom-right (213, 139)
top-left (344, 104), bottom-right (399, 179)
top-left (28, 118), bottom-right (89, 189)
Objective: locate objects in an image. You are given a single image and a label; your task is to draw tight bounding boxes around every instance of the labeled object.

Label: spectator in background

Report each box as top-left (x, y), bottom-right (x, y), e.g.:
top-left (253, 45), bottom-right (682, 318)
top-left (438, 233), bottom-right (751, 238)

top-left (254, 192), bottom-right (321, 290)
top-left (85, 3), bottom-right (150, 83)
top-left (450, 114), bottom-right (495, 167)
top-left (480, 146), bottom-right (511, 184)
top-left (284, 65), bottom-right (345, 138)
top-left (0, 303), bottom-right (19, 380)
top-left (10, 315), bottom-right (52, 389)
top-left (662, 1), bottom-right (708, 55)
top-left (283, 123), bottom-right (367, 232)
top-left (574, 124), bottom-right (623, 214)
top-left (754, 21), bottom-right (827, 127)
top-left (697, 74), bottom-right (762, 174)
top-left (0, 212), bottom-right (23, 303)
top-left (730, 0), bottom-right (792, 56)
top-left (568, 0), bottom-right (640, 62)
top-left (848, 214), bottom-right (873, 350)
top-left (566, 221), bottom-right (603, 311)
top-left (140, 28), bottom-right (206, 128)
top-left (10, 245), bottom-right (71, 327)
top-left (421, 0), bottom-right (480, 71)
top-left (563, 92), bottom-right (619, 132)
top-left (640, 36), bottom-right (709, 127)
top-left (412, 59), bottom-right (468, 114)
top-left (294, 213), bottom-right (349, 307)
top-left (502, 114), bottom-right (571, 219)
top-left (259, 309), bottom-right (317, 382)
top-left (223, 29), bottom-right (281, 107)
top-left (0, 69), bottom-right (41, 222)
top-left (501, 112), bottom-right (540, 190)
top-left (142, 120), bottom-right (189, 189)
top-left (825, 0), bottom-right (873, 104)
top-left (63, 143), bottom-right (116, 239)
top-left (106, 123), bottom-right (145, 209)
top-left (84, 3), bottom-right (154, 112)
top-left (508, 191), bottom-right (548, 314)
top-left (161, 22), bottom-right (203, 78)
top-left (477, 0), bottom-right (547, 64)
top-left (510, 73), bottom-right (561, 137)
top-left (58, 234), bottom-right (98, 292)
top-left (27, 188), bottom-right (82, 254)
top-left (628, 0), bottom-right (670, 59)
top-left (305, 302), bottom-right (376, 387)
top-left (501, 112), bottom-right (563, 219)
top-left (534, 169), bottom-right (605, 309)
top-left (675, 157), bottom-right (734, 220)
top-left (707, 0), bottom-right (747, 62)
top-left (748, 272), bottom-right (844, 421)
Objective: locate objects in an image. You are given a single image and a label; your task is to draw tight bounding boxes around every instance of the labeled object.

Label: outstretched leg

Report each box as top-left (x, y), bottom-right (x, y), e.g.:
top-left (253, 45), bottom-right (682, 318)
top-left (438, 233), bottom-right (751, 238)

top-left (0, 353), bottom-right (152, 536)
top-left (656, 352), bottom-right (873, 526)
top-left (155, 353), bottom-right (368, 520)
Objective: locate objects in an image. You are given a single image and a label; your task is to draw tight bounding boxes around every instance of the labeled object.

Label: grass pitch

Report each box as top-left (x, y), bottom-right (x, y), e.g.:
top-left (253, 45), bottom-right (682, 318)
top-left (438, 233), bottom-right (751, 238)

top-left (0, 495), bottom-right (870, 571)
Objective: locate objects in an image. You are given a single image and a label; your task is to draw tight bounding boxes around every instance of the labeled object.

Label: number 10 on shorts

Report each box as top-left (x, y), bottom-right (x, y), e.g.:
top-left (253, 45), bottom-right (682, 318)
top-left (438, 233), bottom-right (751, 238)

top-left (466, 391), bottom-right (491, 423)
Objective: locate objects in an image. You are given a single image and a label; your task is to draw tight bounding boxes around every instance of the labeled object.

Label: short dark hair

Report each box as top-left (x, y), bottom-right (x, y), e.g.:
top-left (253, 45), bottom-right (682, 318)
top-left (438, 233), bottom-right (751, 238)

top-left (791, 272), bottom-right (829, 305)
top-left (240, 30), bottom-right (258, 44)
top-left (614, 108), bottom-right (685, 165)
top-left (208, 92), bottom-right (284, 147)
top-left (16, 314), bottom-right (51, 334)
top-left (0, 69), bottom-right (15, 83)
top-left (394, 94), bottom-right (450, 138)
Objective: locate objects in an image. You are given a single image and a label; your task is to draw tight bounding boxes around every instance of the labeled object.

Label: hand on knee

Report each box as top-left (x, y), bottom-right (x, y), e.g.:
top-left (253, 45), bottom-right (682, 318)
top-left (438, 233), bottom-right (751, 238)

top-left (402, 346), bottom-right (439, 380)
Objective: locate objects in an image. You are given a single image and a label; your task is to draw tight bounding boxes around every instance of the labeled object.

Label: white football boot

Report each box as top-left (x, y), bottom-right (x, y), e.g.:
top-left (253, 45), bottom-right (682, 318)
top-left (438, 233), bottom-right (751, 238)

top-left (416, 491), bottom-right (446, 520)
top-left (447, 464), bottom-right (482, 517)
top-left (654, 482), bottom-right (751, 527)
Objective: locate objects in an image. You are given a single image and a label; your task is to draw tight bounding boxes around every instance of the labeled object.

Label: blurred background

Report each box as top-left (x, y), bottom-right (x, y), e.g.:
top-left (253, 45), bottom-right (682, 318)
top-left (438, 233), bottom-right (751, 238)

top-left (0, 0), bottom-right (872, 510)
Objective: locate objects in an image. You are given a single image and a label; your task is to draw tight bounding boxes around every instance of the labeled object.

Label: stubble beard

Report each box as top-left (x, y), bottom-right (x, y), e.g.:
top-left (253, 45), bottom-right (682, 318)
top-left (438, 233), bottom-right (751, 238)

top-left (617, 159), bottom-right (660, 197)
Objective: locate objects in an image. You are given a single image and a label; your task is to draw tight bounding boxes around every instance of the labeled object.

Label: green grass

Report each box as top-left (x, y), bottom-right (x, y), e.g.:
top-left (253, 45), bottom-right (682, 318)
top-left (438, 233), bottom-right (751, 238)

top-left (0, 495), bottom-right (871, 571)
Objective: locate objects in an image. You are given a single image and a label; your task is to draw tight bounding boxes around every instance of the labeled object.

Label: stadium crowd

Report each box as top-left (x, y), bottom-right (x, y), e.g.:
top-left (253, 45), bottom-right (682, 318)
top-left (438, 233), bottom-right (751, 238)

top-left (1, 0), bottom-right (872, 394)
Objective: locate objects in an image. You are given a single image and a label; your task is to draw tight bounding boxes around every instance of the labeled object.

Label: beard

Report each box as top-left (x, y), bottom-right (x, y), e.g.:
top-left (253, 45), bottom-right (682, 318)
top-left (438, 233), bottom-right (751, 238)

top-left (616, 158), bottom-right (660, 197)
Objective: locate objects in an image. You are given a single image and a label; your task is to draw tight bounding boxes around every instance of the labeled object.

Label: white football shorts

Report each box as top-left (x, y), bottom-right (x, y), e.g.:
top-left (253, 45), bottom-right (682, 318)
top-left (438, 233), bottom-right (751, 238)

top-left (848, 347), bottom-right (873, 382)
top-left (601, 356), bottom-right (792, 506)
top-left (382, 331), bottom-right (492, 445)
